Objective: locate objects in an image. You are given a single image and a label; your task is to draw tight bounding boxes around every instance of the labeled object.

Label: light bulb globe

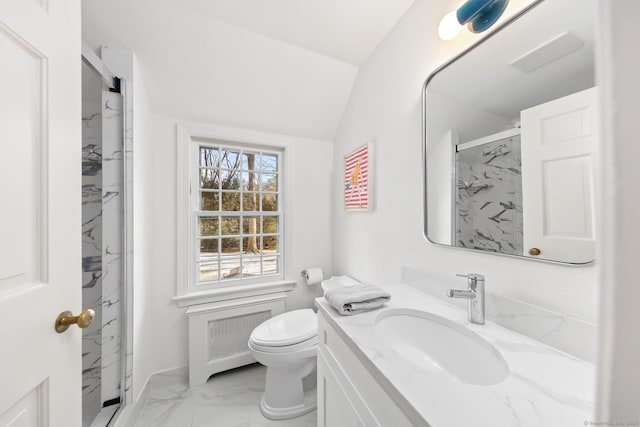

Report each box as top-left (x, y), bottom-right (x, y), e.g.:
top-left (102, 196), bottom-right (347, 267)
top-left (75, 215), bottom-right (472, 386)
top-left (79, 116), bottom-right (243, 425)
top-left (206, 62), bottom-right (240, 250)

top-left (438, 10), bottom-right (462, 40)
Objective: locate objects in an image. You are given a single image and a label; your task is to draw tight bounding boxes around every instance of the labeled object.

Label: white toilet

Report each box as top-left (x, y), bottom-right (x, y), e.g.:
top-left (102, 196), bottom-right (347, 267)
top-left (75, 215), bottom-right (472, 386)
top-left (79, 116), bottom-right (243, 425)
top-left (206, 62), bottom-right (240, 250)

top-left (249, 308), bottom-right (318, 419)
top-left (248, 276), bottom-right (358, 420)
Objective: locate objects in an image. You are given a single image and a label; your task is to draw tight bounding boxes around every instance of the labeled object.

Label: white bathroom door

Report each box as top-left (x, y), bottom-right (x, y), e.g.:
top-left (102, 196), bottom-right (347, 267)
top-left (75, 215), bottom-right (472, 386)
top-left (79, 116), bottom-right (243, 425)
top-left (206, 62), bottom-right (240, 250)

top-left (521, 87), bottom-right (597, 263)
top-left (0, 0), bottom-right (82, 426)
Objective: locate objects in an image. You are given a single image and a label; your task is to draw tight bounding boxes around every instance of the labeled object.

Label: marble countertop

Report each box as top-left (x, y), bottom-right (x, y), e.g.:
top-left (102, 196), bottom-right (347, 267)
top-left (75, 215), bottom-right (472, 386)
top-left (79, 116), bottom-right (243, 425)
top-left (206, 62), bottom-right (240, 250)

top-left (315, 282), bottom-right (594, 427)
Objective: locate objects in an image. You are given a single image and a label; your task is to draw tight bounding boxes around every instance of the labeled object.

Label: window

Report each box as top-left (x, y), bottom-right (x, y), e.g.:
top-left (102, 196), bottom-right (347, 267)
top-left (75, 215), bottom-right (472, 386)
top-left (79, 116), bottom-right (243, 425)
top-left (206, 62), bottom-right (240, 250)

top-left (192, 142), bottom-right (283, 288)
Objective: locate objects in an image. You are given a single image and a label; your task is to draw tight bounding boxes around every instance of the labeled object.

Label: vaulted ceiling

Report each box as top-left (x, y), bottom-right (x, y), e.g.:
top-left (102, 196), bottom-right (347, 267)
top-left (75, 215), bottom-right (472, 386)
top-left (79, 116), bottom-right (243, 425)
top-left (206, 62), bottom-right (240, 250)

top-left (82, 0), bottom-right (416, 140)
top-left (172, 0), bottom-right (416, 66)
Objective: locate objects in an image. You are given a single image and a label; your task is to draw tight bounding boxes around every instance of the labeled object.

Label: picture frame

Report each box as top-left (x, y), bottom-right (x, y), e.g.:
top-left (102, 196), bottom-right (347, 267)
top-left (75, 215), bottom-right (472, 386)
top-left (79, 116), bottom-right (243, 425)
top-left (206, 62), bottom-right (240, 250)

top-left (344, 142), bottom-right (374, 212)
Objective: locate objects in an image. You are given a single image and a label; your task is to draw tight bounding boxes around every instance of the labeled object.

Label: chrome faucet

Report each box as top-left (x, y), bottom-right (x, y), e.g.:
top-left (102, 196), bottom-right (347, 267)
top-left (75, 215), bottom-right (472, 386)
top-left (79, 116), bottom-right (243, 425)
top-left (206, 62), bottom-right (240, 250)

top-left (447, 273), bottom-right (485, 325)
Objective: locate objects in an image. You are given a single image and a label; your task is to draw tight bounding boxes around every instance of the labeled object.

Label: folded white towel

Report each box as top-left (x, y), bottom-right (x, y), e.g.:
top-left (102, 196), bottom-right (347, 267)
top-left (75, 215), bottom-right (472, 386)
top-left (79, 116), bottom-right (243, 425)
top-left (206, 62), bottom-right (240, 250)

top-left (325, 283), bottom-right (391, 316)
top-left (320, 275), bottom-right (360, 293)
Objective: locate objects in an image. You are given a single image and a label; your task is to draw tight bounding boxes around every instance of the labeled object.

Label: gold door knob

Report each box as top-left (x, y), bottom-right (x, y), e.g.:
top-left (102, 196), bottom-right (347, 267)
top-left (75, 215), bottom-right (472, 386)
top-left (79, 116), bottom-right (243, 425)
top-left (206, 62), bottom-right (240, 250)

top-left (528, 248), bottom-right (541, 256)
top-left (55, 309), bottom-right (95, 333)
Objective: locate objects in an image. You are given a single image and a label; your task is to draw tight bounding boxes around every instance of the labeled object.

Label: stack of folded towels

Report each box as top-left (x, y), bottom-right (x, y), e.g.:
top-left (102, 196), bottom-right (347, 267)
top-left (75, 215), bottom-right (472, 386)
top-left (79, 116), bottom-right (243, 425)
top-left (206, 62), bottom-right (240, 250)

top-left (324, 279), bottom-right (391, 316)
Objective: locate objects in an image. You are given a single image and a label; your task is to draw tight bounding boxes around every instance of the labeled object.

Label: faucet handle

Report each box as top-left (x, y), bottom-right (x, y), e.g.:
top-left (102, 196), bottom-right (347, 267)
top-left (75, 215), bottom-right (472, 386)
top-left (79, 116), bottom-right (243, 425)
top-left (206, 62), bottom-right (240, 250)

top-left (455, 273), bottom-right (485, 289)
top-left (455, 273), bottom-right (485, 280)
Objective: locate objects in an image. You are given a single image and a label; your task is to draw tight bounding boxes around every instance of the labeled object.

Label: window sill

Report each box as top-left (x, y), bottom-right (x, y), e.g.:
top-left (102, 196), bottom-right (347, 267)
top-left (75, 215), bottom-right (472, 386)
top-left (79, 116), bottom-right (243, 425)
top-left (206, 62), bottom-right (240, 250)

top-left (172, 280), bottom-right (296, 308)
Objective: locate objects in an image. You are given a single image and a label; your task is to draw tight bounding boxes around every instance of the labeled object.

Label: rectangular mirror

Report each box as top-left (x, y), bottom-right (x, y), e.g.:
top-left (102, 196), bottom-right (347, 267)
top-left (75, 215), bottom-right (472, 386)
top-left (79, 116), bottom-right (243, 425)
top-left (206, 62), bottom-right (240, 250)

top-left (423, 0), bottom-right (596, 264)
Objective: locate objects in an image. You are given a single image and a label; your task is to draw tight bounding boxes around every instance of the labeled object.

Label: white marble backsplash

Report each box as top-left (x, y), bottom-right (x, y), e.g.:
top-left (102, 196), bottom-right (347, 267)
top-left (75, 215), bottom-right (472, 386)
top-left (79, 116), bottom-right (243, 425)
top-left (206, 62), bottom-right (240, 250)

top-left (401, 267), bottom-right (596, 362)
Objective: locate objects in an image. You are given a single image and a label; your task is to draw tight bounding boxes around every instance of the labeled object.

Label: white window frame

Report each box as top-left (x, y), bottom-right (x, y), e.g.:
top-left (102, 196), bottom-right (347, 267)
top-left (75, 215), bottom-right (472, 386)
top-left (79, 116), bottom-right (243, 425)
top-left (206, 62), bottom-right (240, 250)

top-left (194, 142), bottom-right (283, 286)
top-left (174, 123), bottom-right (295, 307)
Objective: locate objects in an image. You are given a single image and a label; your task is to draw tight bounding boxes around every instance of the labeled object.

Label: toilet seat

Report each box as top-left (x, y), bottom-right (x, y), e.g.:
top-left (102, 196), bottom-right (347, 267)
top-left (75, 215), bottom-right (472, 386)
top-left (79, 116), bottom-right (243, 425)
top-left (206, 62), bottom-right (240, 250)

top-left (250, 308), bottom-right (318, 349)
top-left (249, 335), bottom-right (317, 354)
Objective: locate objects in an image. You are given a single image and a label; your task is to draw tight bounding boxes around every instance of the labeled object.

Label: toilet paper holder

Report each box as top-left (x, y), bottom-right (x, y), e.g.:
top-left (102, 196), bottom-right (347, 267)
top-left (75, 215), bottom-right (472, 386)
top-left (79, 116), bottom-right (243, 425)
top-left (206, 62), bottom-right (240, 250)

top-left (301, 268), bottom-right (324, 285)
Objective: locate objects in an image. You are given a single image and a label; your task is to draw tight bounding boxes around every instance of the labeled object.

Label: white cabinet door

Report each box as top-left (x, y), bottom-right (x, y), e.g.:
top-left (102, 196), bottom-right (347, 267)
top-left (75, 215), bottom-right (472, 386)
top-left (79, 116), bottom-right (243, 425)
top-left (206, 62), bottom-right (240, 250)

top-left (521, 87), bottom-right (597, 263)
top-left (0, 0), bottom-right (82, 426)
top-left (317, 353), bottom-right (367, 427)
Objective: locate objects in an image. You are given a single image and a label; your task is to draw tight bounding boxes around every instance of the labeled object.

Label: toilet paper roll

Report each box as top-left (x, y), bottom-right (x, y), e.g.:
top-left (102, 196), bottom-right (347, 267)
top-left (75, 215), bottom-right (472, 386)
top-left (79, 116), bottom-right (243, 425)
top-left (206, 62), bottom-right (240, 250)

top-left (301, 268), bottom-right (323, 285)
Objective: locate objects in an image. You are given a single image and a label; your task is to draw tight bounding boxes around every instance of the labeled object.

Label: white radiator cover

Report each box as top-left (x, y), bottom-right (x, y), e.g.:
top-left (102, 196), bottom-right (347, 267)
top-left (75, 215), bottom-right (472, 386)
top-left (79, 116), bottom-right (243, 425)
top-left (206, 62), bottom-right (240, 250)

top-left (207, 310), bottom-right (271, 360)
top-left (186, 293), bottom-right (287, 388)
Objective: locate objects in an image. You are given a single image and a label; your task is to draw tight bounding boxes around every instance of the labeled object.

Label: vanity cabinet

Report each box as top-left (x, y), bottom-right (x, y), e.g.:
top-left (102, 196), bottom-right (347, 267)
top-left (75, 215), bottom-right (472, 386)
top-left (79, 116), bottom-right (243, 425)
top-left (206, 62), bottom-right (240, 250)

top-left (317, 311), bottom-right (415, 427)
top-left (317, 354), bottom-right (366, 426)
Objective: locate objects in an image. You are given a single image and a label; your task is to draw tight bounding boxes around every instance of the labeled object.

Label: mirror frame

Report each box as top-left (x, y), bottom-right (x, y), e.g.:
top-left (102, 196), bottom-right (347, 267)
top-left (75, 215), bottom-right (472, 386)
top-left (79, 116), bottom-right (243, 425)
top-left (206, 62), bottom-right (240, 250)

top-left (421, 0), bottom-right (594, 266)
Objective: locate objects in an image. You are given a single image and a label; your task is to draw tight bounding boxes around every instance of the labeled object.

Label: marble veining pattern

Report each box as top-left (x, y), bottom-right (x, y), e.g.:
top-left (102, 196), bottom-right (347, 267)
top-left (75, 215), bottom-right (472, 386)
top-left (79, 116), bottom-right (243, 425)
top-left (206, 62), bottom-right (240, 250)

top-left (456, 134), bottom-right (523, 255)
top-left (401, 267), bottom-right (596, 362)
top-left (134, 365), bottom-right (316, 427)
top-left (82, 96), bottom-right (103, 426)
top-left (101, 91), bottom-right (123, 405)
top-left (316, 281), bottom-right (594, 427)
top-left (82, 74), bottom-right (125, 425)
top-left (99, 47), bottom-right (135, 406)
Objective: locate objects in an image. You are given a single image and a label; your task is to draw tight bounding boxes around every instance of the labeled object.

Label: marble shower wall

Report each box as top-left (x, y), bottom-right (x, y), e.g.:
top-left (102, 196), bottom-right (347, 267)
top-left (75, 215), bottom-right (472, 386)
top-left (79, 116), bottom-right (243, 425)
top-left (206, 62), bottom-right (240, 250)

top-left (97, 46), bottom-right (134, 406)
top-left (82, 63), bottom-right (124, 426)
top-left (455, 134), bottom-right (523, 255)
top-left (81, 64), bottom-right (104, 425)
top-left (101, 90), bottom-right (123, 405)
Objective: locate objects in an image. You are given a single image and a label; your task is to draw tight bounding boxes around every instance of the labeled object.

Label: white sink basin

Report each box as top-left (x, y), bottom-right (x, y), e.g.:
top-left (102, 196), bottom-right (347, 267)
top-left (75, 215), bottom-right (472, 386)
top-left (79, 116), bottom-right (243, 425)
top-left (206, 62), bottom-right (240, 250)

top-left (375, 308), bottom-right (509, 385)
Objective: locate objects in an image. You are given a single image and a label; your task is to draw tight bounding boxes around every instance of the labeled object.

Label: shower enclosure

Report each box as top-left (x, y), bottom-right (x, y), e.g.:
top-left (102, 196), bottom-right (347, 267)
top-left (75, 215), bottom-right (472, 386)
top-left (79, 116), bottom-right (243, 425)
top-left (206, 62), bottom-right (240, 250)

top-left (81, 48), bottom-right (132, 426)
top-left (454, 130), bottom-right (523, 255)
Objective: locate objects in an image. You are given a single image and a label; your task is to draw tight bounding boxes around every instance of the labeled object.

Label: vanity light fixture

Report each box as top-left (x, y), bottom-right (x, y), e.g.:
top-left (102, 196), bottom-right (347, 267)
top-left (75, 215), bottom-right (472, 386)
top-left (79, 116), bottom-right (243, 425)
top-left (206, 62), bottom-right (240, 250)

top-left (438, 0), bottom-right (510, 40)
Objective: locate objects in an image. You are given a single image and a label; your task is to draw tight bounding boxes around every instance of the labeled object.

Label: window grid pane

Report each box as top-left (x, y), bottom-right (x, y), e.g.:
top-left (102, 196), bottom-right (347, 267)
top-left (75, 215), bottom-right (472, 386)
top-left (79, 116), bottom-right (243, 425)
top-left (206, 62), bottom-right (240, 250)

top-left (196, 144), bottom-right (281, 285)
top-left (199, 261), bottom-right (220, 283)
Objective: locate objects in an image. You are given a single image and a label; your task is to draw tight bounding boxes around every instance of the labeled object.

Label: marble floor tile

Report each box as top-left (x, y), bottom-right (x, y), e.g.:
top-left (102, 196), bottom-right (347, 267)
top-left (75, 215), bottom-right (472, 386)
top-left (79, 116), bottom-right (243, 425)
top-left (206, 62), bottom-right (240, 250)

top-left (135, 364), bottom-right (317, 427)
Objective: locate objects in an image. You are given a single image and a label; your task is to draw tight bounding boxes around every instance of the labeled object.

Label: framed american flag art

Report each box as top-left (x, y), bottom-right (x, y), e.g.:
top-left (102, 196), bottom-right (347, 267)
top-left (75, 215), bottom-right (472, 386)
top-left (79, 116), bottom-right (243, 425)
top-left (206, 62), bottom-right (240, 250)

top-left (344, 142), bottom-right (374, 212)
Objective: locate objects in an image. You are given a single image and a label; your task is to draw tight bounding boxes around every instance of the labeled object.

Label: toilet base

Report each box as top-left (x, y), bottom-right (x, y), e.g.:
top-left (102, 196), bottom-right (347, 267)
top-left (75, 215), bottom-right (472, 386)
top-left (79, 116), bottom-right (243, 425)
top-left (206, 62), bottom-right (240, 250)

top-left (260, 386), bottom-right (317, 420)
top-left (250, 343), bottom-right (317, 420)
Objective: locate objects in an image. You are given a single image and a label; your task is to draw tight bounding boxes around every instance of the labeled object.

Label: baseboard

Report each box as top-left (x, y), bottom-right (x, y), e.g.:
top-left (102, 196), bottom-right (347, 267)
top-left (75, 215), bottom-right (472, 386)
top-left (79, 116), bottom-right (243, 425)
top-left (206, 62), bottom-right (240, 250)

top-left (148, 365), bottom-right (188, 388)
top-left (111, 377), bottom-right (151, 427)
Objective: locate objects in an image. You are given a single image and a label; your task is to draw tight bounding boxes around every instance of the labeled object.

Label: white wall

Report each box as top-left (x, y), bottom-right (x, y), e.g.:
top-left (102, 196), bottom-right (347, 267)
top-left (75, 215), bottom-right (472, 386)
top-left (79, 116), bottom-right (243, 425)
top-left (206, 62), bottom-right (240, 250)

top-left (596, 0), bottom-right (640, 420)
top-left (425, 89), bottom-right (512, 151)
top-left (131, 113), bottom-right (333, 398)
top-left (426, 130), bottom-right (454, 245)
top-left (332, 0), bottom-right (597, 322)
top-left (131, 57), bottom-right (155, 401)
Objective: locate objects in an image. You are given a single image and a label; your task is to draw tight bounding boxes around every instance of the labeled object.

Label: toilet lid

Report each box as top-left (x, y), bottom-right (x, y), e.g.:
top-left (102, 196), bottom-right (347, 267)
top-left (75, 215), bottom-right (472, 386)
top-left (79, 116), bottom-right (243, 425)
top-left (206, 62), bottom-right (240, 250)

top-left (250, 309), bottom-right (318, 347)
